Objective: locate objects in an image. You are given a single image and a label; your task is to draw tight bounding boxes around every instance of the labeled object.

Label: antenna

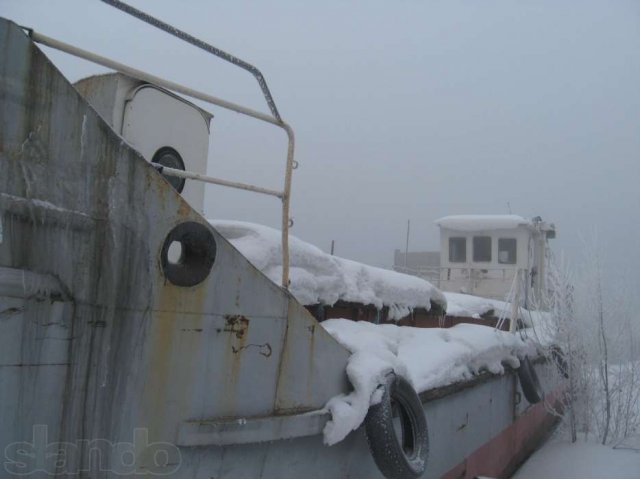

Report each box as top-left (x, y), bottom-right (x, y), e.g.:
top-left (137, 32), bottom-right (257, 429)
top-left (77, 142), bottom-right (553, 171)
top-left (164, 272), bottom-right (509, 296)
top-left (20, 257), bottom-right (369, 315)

top-left (404, 220), bottom-right (410, 267)
top-left (507, 202), bottom-right (512, 214)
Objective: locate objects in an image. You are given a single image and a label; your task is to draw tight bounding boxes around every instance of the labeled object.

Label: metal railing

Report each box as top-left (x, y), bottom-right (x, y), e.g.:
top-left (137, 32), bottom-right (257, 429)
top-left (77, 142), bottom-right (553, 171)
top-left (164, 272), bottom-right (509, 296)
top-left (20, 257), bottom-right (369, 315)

top-left (395, 265), bottom-right (532, 331)
top-left (394, 264), bottom-right (529, 298)
top-left (25, 2), bottom-right (296, 288)
top-left (392, 265), bottom-right (441, 282)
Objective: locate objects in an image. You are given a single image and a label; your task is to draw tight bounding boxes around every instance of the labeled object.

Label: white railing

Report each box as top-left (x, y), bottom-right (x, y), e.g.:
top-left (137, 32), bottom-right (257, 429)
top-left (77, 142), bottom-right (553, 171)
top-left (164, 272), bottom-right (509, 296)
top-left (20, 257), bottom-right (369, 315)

top-left (394, 265), bottom-right (530, 302)
top-left (28, 27), bottom-right (295, 288)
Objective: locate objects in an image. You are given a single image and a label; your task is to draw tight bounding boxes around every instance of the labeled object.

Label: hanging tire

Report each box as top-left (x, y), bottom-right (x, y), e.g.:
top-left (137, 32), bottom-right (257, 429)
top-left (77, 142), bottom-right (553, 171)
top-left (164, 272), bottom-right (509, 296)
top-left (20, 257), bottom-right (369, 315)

top-left (365, 373), bottom-right (429, 479)
top-left (517, 356), bottom-right (544, 404)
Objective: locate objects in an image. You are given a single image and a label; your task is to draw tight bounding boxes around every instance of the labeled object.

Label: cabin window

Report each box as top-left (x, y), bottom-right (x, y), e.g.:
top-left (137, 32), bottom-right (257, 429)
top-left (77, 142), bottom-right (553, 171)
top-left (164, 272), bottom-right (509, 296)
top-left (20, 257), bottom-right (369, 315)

top-left (449, 237), bottom-right (466, 263)
top-left (498, 238), bottom-right (517, 264)
top-left (473, 236), bottom-right (491, 262)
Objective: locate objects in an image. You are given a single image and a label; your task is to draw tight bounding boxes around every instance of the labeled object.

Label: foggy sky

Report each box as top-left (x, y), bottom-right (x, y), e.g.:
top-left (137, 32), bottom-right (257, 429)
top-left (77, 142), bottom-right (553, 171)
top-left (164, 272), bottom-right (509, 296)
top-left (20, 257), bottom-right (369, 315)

top-left (3, 0), bottom-right (639, 292)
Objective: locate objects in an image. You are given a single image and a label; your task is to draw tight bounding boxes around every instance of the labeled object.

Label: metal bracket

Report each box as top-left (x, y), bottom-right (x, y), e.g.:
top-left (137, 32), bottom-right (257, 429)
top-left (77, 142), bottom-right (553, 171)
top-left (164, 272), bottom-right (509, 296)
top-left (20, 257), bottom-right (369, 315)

top-left (177, 410), bottom-right (329, 446)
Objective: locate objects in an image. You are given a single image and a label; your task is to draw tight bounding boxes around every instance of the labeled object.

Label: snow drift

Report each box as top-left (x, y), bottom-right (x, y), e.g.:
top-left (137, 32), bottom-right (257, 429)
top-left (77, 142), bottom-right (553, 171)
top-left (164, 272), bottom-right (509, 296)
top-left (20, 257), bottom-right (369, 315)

top-left (320, 319), bottom-right (539, 445)
top-left (209, 220), bottom-right (446, 320)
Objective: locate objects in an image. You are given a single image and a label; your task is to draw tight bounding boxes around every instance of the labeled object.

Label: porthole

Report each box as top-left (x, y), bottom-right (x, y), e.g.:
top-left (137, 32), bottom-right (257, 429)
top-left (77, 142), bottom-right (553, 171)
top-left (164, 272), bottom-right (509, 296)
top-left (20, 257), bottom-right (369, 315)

top-left (160, 222), bottom-right (216, 287)
top-left (152, 147), bottom-right (186, 193)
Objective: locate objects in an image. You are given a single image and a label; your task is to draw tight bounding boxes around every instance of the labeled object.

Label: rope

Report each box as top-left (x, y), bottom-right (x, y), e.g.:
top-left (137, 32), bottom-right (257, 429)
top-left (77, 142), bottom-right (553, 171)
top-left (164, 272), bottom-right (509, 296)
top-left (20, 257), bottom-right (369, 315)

top-left (495, 271), bottom-right (519, 331)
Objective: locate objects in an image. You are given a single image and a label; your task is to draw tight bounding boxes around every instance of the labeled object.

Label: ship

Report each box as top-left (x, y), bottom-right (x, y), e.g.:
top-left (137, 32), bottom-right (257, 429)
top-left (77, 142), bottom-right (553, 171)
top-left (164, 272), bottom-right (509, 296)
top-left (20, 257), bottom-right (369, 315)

top-left (0, 3), bottom-right (565, 477)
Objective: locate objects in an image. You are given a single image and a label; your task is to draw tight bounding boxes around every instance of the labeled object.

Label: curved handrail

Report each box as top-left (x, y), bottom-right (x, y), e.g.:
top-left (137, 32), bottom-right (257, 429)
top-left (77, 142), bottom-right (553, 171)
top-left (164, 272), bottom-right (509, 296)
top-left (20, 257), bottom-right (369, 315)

top-left (26, 7), bottom-right (296, 288)
top-left (100, 0), bottom-right (282, 123)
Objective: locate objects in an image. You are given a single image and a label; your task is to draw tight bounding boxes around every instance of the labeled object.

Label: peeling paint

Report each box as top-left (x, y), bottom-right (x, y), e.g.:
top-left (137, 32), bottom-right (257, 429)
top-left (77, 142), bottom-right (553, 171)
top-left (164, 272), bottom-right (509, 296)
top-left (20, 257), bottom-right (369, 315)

top-left (231, 343), bottom-right (272, 358)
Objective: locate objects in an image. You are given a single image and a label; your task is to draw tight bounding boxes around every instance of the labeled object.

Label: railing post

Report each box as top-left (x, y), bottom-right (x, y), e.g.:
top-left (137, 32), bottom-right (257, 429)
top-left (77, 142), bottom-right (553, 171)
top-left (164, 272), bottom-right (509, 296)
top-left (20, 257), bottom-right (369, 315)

top-left (280, 124), bottom-right (295, 288)
top-left (509, 269), bottom-right (522, 333)
top-left (28, 27), bottom-right (296, 290)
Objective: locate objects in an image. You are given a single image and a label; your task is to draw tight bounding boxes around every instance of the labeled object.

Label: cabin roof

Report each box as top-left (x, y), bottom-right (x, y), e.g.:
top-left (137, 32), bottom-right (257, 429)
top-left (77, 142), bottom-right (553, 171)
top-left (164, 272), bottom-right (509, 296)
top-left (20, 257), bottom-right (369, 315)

top-left (435, 214), bottom-right (531, 232)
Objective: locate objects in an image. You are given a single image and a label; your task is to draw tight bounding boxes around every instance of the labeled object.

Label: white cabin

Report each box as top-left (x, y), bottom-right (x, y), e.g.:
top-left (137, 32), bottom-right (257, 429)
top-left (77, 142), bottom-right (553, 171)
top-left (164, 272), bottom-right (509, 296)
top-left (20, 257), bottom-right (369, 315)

top-left (436, 215), bottom-right (555, 306)
top-left (74, 73), bottom-right (213, 214)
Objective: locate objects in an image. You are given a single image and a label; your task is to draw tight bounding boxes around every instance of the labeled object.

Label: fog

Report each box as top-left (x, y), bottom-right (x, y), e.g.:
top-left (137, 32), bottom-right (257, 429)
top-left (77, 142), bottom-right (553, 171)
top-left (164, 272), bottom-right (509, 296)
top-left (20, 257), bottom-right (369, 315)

top-left (3, 0), bottom-right (639, 291)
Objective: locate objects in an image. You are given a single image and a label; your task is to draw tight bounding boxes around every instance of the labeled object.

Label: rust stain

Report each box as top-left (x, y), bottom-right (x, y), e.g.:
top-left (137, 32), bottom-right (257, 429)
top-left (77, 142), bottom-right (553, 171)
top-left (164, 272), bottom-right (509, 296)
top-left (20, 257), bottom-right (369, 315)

top-left (274, 302), bottom-right (293, 412)
top-left (144, 290), bottom-right (178, 439)
top-left (142, 282), bottom-right (206, 442)
top-left (235, 275), bottom-right (241, 307)
top-left (307, 318), bottom-right (316, 403)
top-left (176, 200), bottom-right (191, 218)
top-left (223, 315), bottom-right (249, 339)
top-left (222, 315), bottom-right (248, 415)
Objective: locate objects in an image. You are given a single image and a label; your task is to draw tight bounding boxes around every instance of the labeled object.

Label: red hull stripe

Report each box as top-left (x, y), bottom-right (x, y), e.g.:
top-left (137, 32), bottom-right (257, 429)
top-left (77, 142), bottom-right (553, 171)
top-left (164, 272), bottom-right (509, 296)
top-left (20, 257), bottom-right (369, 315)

top-left (443, 391), bottom-right (561, 478)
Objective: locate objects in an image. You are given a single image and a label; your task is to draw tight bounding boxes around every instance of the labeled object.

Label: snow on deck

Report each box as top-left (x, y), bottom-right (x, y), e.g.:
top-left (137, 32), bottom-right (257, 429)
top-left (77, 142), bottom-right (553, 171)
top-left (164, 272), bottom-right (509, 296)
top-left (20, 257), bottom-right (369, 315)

top-left (444, 291), bottom-right (555, 345)
top-left (436, 214), bottom-right (531, 231)
top-left (444, 291), bottom-right (512, 318)
top-left (208, 220), bottom-right (554, 446)
top-left (320, 318), bottom-right (539, 445)
top-left (444, 291), bottom-right (545, 321)
top-left (209, 220), bottom-right (446, 319)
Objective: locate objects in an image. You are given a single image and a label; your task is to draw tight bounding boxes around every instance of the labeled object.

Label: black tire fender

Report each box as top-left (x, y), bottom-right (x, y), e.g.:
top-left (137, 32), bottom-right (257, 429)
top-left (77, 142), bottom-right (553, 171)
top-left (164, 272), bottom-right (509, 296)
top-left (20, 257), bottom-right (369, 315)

top-left (517, 356), bottom-right (544, 404)
top-left (365, 373), bottom-right (429, 479)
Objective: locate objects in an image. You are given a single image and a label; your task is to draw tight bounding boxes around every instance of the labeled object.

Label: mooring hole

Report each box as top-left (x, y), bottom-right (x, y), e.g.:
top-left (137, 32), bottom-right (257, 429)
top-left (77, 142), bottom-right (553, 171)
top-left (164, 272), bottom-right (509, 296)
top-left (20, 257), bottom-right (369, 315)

top-left (160, 221), bottom-right (216, 287)
top-left (167, 240), bottom-right (183, 265)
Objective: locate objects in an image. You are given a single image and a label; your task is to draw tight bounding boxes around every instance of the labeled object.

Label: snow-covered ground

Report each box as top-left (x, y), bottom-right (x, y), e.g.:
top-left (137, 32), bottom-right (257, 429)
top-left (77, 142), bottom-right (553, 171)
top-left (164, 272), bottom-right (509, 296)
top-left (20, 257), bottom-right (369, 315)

top-left (514, 362), bottom-right (640, 478)
top-left (210, 220), bottom-right (446, 319)
top-left (319, 319), bottom-right (539, 445)
top-left (513, 435), bottom-right (640, 478)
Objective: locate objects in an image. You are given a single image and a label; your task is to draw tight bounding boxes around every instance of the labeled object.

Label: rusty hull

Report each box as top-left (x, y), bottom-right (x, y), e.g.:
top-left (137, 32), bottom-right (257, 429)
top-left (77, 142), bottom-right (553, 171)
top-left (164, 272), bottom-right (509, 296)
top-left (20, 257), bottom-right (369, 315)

top-left (0, 18), bottom-right (349, 476)
top-left (0, 17), bottom-right (562, 478)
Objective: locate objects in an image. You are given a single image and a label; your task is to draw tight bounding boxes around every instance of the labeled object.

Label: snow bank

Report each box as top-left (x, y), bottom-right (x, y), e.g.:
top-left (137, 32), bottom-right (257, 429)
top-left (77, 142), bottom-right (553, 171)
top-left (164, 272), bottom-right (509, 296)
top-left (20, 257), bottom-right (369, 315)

top-left (513, 438), bottom-right (640, 478)
top-left (436, 214), bottom-right (531, 231)
top-left (209, 220), bottom-right (446, 319)
top-left (320, 319), bottom-right (538, 445)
